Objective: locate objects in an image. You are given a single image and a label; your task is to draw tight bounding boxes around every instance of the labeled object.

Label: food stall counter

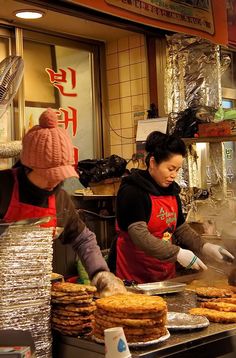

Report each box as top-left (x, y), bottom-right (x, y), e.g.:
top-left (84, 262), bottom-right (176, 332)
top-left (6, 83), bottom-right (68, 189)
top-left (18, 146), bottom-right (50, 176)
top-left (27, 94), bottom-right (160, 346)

top-left (53, 291), bottom-right (236, 358)
top-left (53, 320), bottom-right (236, 358)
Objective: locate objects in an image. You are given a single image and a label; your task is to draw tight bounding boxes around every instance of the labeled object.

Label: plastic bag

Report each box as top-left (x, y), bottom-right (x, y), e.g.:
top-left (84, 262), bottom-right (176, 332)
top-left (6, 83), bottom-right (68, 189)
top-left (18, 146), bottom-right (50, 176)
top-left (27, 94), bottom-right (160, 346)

top-left (214, 107), bottom-right (236, 122)
top-left (78, 154), bottom-right (127, 187)
top-left (169, 106), bottom-right (216, 137)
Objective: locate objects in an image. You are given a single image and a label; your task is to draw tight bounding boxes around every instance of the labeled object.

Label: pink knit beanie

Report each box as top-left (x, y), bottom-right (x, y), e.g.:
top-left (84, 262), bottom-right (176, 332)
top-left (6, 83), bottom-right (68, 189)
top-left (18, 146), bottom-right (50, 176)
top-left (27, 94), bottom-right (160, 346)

top-left (21, 108), bottom-right (78, 185)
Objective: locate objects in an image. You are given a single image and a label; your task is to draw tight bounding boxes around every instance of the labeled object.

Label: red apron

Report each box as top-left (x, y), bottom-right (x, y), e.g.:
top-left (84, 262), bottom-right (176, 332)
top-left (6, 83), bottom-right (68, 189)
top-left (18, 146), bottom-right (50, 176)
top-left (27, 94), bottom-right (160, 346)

top-left (116, 195), bottom-right (178, 283)
top-left (3, 169), bottom-right (57, 229)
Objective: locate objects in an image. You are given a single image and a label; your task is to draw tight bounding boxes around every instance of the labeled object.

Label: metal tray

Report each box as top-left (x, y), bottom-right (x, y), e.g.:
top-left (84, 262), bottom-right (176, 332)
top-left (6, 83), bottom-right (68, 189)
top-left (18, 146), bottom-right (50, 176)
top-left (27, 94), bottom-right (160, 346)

top-left (167, 312), bottom-right (210, 330)
top-left (127, 281), bottom-right (186, 295)
top-left (92, 330), bottom-right (170, 348)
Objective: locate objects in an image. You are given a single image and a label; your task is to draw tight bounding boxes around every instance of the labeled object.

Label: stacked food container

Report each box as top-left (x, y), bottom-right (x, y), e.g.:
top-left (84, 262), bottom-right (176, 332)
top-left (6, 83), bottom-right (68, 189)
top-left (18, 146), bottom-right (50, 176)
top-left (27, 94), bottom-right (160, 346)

top-left (0, 222), bottom-right (53, 358)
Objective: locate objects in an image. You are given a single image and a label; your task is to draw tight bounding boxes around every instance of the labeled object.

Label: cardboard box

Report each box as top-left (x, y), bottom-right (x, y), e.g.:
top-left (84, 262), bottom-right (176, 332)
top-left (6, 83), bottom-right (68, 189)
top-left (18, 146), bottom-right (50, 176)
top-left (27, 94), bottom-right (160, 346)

top-left (0, 346), bottom-right (31, 358)
top-left (0, 331), bottom-right (35, 356)
top-left (89, 177), bottom-right (121, 196)
top-left (198, 121), bottom-right (231, 137)
top-left (229, 119), bottom-right (236, 134)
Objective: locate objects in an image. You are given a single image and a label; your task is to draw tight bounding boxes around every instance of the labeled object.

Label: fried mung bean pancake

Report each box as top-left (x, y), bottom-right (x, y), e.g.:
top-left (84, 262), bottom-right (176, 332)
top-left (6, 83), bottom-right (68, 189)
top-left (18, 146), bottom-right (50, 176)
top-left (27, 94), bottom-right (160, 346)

top-left (94, 312), bottom-right (165, 327)
top-left (51, 294), bottom-right (93, 300)
top-left (94, 293), bottom-right (168, 344)
top-left (57, 303), bottom-right (96, 312)
top-left (95, 308), bottom-right (165, 319)
top-left (95, 318), bottom-right (165, 335)
top-left (52, 309), bottom-right (91, 317)
top-left (52, 312), bottom-right (93, 321)
top-left (96, 294), bottom-right (167, 313)
top-left (52, 282), bottom-right (96, 294)
top-left (51, 291), bottom-right (92, 298)
top-left (210, 297), bottom-right (236, 304)
top-left (201, 301), bottom-right (236, 312)
top-left (195, 287), bottom-right (232, 298)
top-left (51, 282), bottom-right (96, 338)
top-left (51, 291), bottom-right (68, 298)
top-left (189, 307), bottom-right (236, 323)
top-left (52, 316), bottom-right (94, 326)
top-left (52, 298), bottom-right (93, 305)
top-left (53, 321), bottom-right (93, 329)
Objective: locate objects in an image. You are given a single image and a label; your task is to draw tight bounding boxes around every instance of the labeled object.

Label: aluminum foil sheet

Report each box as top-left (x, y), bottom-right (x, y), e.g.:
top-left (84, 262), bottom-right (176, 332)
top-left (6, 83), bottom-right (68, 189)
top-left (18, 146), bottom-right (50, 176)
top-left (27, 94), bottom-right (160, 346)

top-left (0, 225), bottom-right (53, 358)
top-left (167, 312), bottom-right (209, 330)
top-left (165, 34), bottom-right (230, 131)
top-left (0, 141), bottom-right (22, 158)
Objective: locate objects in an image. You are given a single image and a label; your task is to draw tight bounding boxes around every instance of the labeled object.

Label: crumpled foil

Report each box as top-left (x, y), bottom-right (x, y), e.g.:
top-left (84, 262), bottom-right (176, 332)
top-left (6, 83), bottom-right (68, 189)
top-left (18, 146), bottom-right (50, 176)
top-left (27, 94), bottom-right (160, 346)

top-left (0, 225), bottom-right (53, 358)
top-left (0, 141), bottom-right (22, 158)
top-left (165, 33), bottom-right (230, 118)
top-left (165, 34), bottom-right (231, 202)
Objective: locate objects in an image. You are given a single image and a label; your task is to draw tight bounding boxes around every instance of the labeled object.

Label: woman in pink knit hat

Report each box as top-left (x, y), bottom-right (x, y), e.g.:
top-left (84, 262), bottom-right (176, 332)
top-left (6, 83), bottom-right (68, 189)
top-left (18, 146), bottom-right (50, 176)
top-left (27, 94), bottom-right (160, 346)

top-left (0, 108), bottom-right (126, 297)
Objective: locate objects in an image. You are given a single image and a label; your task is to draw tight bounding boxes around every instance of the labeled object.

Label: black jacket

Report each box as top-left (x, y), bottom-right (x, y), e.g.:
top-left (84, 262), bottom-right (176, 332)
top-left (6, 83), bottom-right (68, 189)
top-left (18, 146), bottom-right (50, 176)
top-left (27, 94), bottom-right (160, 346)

top-left (116, 169), bottom-right (185, 231)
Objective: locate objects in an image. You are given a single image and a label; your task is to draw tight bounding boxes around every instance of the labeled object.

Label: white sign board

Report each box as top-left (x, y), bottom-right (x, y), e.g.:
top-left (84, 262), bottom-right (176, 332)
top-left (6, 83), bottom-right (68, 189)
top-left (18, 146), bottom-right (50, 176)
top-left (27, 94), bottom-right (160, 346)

top-left (136, 118), bottom-right (168, 142)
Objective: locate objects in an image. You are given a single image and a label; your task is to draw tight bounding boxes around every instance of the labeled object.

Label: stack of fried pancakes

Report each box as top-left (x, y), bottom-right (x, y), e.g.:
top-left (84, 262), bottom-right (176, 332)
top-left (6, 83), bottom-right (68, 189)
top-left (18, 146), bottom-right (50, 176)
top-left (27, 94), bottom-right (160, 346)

top-left (189, 286), bottom-right (236, 323)
top-left (94, 293), bottom-right (168, 343)
top-left (51, 282), bottom-right (96, 336)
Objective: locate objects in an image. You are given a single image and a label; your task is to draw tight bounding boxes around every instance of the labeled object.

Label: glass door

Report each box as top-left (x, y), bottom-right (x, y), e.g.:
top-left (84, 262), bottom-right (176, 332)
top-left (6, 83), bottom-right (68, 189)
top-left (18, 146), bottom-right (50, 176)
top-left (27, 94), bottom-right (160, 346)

top-left (22, 30), bottom-right (102, 163)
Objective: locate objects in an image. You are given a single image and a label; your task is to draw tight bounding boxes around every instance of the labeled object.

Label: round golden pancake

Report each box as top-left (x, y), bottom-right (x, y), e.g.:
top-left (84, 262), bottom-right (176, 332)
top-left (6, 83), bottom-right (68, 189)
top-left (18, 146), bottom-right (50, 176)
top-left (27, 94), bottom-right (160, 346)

top-left (52, 282), bottom-right (96, 293)
top-left (94, 312), bottom-right (165, 327)
top-left (96, 293), bottom-right (167, 313)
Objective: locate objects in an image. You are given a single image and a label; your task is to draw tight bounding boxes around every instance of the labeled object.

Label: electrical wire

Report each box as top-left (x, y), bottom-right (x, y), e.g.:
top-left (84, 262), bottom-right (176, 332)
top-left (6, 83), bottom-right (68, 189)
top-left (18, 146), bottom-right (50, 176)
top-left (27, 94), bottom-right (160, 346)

top-left (78, 209), bottom-right (116, 219)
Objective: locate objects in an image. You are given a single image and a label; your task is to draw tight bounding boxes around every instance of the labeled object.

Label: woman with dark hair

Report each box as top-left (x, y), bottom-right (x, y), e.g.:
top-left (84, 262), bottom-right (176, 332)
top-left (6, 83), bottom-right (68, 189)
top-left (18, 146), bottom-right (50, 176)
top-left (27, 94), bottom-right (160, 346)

top-left (115, 131), bottom-right (234, 283)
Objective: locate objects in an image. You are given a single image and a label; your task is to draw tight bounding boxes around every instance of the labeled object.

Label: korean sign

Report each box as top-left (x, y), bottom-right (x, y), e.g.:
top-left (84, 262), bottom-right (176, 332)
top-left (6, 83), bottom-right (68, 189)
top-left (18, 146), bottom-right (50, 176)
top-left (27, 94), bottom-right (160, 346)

top-left (67, 0), bottom-right (228, 45)
top-left (106, 0), bottom-right (214, 35)
top-left (46, 66), bottom-right (79, 166)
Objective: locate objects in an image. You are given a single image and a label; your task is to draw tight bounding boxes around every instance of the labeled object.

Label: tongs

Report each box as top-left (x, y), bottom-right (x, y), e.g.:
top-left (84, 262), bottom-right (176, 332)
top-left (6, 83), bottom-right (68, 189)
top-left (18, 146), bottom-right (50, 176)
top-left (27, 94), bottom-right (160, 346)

top-left (123, 279), bottom-right (143, 291)
top-left (207, 265), bottom-right (227, 276)
top-left (208, 254), bottom-right (234, 276)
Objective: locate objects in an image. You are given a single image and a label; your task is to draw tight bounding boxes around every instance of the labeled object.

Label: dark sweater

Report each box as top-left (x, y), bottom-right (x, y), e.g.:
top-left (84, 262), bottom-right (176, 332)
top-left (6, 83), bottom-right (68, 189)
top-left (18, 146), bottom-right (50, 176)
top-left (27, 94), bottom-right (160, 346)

top-left (0, 167), bottom-right (84, 243)
top-left (0, 167), bottom-right (108, 277)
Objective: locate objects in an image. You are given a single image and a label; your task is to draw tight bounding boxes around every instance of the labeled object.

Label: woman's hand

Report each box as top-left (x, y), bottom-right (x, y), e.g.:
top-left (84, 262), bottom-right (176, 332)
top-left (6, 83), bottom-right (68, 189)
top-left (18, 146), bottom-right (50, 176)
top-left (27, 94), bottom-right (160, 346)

top-left (202, 243), bottom-right (234, 262)
top-left (177, 248), bottom-right (207, 270)
top-left (91, 271), bottom-right (127, 297)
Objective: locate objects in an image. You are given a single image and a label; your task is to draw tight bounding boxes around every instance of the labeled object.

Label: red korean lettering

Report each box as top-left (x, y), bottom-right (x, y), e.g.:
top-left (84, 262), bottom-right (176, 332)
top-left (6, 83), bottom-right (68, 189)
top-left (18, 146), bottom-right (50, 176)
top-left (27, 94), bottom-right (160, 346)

top-left (73, 147), bottom-right (79, 168)
top-left (45, 67), bottom-right (77, 97)
top-left (56, 106), bottom-right (78, 136)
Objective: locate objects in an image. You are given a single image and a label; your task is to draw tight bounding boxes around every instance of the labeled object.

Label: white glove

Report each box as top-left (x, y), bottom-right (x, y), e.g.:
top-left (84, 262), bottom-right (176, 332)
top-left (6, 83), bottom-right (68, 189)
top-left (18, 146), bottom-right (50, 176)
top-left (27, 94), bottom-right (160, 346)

top-left (91, 271), bottom-right (127, 298)
top-left (177, 248), bottom-right (207, 270)
top-left (202, 243), bottom-right (234, 262)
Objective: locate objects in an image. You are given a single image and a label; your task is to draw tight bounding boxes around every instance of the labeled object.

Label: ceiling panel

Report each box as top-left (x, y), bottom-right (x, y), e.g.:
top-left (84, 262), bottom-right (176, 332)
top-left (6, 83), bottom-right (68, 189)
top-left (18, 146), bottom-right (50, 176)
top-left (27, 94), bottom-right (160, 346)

top-left (0, 0), bottom-right (135, 42)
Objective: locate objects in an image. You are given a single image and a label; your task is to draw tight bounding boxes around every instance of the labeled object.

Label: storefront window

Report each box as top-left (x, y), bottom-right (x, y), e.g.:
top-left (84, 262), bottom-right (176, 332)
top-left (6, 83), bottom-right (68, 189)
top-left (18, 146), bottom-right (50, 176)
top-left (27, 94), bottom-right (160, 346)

top-left (23, 34), bottom-right (100, 162)
top-left (222, 98), bottom-right (234, 108)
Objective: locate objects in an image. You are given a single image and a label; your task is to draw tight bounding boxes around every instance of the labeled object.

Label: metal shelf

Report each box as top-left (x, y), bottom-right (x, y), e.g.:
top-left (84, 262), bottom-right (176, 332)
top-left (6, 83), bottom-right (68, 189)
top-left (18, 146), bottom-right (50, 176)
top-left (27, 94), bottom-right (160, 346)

top-left (183, 135), bottom-right (236, 144)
